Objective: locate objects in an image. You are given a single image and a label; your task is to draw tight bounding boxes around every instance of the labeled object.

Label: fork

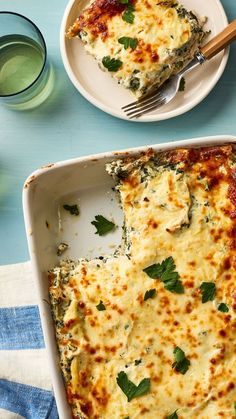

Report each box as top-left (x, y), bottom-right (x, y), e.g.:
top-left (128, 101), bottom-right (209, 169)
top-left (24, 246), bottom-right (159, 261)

top-left (122, 19), bottom-right (236, 119)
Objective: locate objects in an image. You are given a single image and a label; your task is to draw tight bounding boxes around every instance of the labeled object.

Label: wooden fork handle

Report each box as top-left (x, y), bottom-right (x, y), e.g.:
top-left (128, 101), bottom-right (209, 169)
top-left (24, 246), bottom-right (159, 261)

top-left (201, 19), bottom-right (236, 60)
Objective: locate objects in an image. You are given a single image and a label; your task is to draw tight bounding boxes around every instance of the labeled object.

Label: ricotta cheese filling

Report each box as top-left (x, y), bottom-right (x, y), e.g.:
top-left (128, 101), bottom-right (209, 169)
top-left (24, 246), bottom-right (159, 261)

top-left (49, 145), bottom-right (236, 419)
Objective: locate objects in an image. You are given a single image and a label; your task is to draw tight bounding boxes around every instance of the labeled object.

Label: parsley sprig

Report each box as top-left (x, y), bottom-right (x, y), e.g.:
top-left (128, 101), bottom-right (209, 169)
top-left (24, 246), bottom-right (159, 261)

top-left (143, 257), bottom-right (184, 294)
top-left (200, 282), bottom-right (216, 303)
top-left (172, 347), bottom-right (190, 375)
top-left (116, 371), bottom-right (150, 402)
top-left (218, 303), bottom-right (229, 313)
top-left (63, 204), bottom-right (79, 216)
top-left (96, 300), bottom-right (106, 311)
top-left (102, 56), bottom-right (123, 72)
top-left (118, 36), bottom-right (138, 50)
top-left (144, 289), bottom-right (156, 301)
top-left (91, 215), bottom-right (116, 236)
top-left (167, 411), bottom-right (178, 419)
top-left (122, 2), bottom-right (135, 23)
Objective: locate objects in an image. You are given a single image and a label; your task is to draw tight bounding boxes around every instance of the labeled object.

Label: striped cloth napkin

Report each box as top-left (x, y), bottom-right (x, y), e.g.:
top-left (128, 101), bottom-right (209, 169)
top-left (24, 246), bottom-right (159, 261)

top-left (0, 262), bottom-right (58, 419)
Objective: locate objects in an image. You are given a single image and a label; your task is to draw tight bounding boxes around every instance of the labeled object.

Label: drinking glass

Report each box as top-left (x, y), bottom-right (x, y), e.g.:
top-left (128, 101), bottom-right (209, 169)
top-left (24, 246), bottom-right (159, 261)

top-left (0, 11), bottom-right (54, 110)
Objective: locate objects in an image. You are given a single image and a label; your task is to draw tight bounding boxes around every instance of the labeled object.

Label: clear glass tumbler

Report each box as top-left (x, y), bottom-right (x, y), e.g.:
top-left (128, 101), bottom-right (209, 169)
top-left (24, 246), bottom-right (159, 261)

top-left (0, 11), bottom-right (54, 110)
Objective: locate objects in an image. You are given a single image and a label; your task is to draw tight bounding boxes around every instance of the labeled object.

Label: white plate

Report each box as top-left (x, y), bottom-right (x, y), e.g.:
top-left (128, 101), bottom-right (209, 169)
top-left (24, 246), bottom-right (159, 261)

top-left (23, 135), bottom-right (236, 418)
top-left (60, 0), bottom-right (229, 122)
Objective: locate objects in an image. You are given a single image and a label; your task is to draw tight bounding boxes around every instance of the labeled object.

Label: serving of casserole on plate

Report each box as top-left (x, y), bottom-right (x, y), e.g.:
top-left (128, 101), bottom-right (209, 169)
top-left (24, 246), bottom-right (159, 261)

top-left (60, 0), bottom-right (228, 121)
top-left (23, 136), bottom-right (236, 419)
top-left (67, 0), bottom-right (207, 98)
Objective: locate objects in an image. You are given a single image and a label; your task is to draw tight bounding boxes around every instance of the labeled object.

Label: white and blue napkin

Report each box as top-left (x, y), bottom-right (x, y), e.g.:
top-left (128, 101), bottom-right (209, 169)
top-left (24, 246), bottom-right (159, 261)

top-left (0, 262), bottom-right (58, 419)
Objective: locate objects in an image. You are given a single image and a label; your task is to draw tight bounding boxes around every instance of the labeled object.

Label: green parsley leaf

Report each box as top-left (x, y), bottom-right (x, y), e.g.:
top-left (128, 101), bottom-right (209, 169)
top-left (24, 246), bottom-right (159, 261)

top-left (178, 77), bottom-right (185, 92)
top-left (124, 417), bottom-right (130, 419)
top-left (102, 56), bottom-right (123, 72)
top-left (134, 359), bottom-right (142, 365)
top-left (122, 3), bottom-right (135, 24)
top-left (63, 204), bottom-right (79, 216)
top-left (91, 215), bottom-right (116, 236)
top-left (172, 346), bottom-right (190, 375)
top-left (200, 282), bottom-right (216, 303)
top-left (143, 256), bottom-right (175, 278)
top-left (118, 36), bottom-right (138, 50)
top-left (118, 0), bottom-right (129, 3)
top-left (143, 257), bottom-right (184, 294)
top-left (167, 411), bottom-right (178, 419)
top-left (116, 371), bottom-right (150, 402)
top-left (234, 402), bottom-right (236, 417)
top-left (144, 289), bottom-right (156, 301)
top-left (218, 303), bottom-right (229, 313)
top-left (96, 300), bottom-right (106, 311)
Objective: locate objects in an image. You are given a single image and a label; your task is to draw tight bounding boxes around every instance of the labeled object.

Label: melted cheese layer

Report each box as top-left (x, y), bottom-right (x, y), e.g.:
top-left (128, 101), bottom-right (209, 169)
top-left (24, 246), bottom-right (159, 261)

top-left (49, 145), bottom-right (236, 419)
top-left (67, 0), bottom-right (206, 97)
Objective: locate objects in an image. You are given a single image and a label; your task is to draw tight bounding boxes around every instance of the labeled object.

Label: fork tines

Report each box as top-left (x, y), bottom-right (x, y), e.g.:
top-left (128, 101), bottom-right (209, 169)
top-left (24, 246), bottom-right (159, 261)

top-left (122, 89), bottom-right (166, 119)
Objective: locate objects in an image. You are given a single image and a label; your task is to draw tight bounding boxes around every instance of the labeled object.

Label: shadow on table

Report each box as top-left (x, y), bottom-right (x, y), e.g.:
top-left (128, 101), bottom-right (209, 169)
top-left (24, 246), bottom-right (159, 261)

top-left (0, 162), bottom-right (13, 204)
top-left (12, 43), bottom-right (236, 139)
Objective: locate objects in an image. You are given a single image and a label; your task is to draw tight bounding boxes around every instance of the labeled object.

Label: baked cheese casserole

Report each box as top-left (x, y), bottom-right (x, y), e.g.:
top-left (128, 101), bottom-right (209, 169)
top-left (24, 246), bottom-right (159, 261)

top-left (49, 144), bottom-right (236, 418)
top-left (66, 0), bottom-right (207, 97)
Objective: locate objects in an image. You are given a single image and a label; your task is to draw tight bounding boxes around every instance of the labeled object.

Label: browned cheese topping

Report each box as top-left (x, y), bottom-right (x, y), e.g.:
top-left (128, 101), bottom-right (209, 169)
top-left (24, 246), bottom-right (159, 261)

top-left (49, 144), bottom-right (236, 418)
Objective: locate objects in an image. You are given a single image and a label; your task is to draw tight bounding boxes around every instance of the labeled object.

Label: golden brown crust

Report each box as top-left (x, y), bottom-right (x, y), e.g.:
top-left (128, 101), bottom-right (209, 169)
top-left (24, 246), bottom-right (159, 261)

top-left (50, 144), bottom-right (236, 419)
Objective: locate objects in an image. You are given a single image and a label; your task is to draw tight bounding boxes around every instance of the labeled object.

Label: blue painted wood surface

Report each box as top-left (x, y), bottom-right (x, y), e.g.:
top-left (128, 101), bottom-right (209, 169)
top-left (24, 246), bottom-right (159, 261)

top-left (0, 0), bottom-right (236, 264)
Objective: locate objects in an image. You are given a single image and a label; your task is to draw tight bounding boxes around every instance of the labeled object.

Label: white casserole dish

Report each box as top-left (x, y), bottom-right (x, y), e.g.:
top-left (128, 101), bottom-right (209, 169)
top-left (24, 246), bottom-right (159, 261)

top-left (23, 135), bottom-right (236, 418)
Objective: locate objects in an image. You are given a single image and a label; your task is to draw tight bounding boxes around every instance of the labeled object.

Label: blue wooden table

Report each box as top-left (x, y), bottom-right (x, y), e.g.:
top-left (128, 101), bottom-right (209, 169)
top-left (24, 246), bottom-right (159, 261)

top-left (0, 0), bottom-right (235, 265)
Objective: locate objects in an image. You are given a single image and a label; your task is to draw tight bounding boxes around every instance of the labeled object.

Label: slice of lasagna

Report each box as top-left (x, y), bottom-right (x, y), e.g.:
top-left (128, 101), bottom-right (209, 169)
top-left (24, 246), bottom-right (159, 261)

top-left (67, 0), bottom-right (207, 97)
top-left (49, 144), bottom-right (236, 418)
